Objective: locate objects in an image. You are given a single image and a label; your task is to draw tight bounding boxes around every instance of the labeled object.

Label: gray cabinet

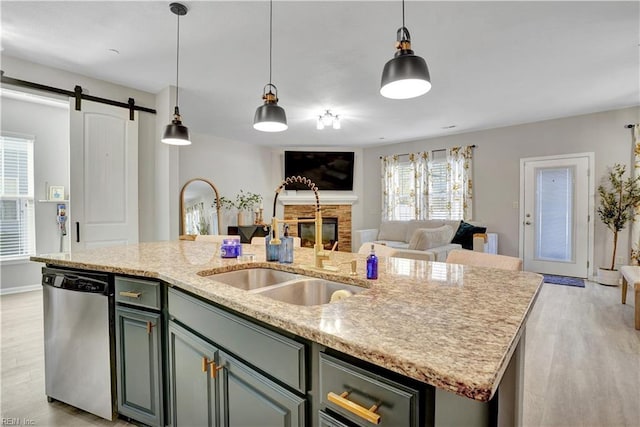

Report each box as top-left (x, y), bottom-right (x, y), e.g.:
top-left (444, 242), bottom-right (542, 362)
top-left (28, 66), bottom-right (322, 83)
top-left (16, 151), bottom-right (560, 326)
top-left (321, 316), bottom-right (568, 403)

top-left (168, 320), bottom-right (220, 427)
top-left (168, 288), bottom-right (305, 393)
top-left (218, 351), bottom-right (305, 427)
top-left (168, 287), bottom-right (306, 427)
top-left (115, 305), bottom-right (163, 427)
top-left (319, 353), bottom-right (420, 427)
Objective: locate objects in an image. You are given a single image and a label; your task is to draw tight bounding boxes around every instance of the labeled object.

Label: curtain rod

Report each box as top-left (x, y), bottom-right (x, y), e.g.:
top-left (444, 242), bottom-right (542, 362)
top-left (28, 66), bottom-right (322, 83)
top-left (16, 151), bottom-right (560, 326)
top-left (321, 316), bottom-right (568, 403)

top-left (1, 71), bottom-right (156, 120)
top-left (379, 144), bottom-right (477, 159)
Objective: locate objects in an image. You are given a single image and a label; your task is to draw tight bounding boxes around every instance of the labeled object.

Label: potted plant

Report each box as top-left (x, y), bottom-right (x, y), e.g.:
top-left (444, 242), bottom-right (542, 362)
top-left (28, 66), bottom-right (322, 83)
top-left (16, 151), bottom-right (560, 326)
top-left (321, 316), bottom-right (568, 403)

top-left (214, 191), bottom-right (263, 226)
top-left (234, 190), bottom-right (263, 225)
top-left (596, 163), bottom-right (640, 285)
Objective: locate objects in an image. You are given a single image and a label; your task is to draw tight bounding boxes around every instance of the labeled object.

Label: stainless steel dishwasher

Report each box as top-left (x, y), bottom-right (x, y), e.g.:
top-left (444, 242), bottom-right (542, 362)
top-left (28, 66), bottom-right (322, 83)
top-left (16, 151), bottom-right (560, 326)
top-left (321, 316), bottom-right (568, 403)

top-left (42, 267), bottom-right (116, 420)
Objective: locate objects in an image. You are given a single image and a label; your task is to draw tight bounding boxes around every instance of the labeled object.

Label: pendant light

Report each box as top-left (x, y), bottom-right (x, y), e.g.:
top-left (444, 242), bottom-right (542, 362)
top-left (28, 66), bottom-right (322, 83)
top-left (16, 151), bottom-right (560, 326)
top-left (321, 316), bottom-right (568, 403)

top-left (380, 0), bottom-right (431, 100)
top-left (253, 0), bottom-right (287, 132)
top-left (162, 2), bottom-right (190, 145)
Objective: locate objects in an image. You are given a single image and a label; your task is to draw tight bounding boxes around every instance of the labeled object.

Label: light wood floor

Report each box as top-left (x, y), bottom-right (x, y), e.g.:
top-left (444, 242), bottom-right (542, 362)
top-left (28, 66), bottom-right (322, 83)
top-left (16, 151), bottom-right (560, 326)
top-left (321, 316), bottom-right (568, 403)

top-left (1, 281), bottom-right (638, 426)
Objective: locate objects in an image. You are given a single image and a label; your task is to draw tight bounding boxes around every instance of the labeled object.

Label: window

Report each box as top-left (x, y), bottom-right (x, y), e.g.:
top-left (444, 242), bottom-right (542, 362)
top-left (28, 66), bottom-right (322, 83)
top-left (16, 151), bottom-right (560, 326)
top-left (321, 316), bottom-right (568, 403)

top-left (428, 156), bottom-right (451, 220)
top-left (381, 146), bottom-right (473, 222)
top-left (0, 135), bottom-right (35, 259)
top-left (393, 161), bottom-right (415, 220)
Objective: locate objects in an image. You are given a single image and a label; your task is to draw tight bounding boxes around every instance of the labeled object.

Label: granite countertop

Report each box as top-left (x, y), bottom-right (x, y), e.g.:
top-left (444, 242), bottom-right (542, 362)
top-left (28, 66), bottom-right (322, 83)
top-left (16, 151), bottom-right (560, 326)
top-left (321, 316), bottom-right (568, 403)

top-left (31, 240), bottom-right (542, 402)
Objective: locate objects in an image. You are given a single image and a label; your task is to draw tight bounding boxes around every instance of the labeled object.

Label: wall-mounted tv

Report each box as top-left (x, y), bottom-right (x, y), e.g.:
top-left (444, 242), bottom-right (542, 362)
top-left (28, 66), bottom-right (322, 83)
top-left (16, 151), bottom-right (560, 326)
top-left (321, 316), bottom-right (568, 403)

top-left (284, 151), bottom-right (355, 191)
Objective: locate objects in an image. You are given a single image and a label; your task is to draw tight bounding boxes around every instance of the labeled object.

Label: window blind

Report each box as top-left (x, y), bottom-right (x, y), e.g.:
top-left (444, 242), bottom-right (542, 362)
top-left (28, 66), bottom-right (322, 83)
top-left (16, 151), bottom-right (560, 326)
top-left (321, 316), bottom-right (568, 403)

top-left (0, 136), bottom-right (35, 258)
top-left (428, 159), bottom-right (450, 219)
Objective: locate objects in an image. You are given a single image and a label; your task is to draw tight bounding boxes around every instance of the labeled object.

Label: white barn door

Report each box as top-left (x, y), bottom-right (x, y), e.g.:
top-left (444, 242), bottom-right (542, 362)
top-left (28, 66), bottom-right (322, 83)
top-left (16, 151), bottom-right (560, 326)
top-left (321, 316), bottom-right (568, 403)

top-left (70, 100), bottom-right (138, 250)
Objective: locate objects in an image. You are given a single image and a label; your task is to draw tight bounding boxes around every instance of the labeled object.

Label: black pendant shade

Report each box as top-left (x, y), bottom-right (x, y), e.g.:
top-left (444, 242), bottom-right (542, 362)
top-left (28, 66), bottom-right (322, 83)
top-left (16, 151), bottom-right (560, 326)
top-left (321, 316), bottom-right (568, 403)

top-left (253, 84), bottom-right (287, 132)
top-left (162, 106), bottom-right (191, 145)
top-left (162, 2), bottom-right (191, 145)
top-left (254, 0), bottom-right (287, 132)
top-left (380, 3), bottom-right (432, 100)
top-left (380, 45), bottom-right (431, 99)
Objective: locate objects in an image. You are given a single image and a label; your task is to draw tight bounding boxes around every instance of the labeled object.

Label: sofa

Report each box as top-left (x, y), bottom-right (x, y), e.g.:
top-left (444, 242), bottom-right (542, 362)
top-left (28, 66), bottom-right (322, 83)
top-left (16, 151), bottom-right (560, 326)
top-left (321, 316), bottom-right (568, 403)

top-left (353, 220), bottom-right (497, 262)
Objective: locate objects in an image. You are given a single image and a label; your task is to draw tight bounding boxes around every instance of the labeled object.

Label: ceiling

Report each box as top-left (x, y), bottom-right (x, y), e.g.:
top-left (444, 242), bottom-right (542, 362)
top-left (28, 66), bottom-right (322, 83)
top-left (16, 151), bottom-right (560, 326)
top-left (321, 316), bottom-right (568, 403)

top-left (1, 1), bottom-right (638, 148)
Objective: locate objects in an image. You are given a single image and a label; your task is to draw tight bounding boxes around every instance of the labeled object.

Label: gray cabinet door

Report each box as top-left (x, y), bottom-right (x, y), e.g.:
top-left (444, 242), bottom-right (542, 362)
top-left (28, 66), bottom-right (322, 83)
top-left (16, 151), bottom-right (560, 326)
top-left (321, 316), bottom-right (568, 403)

top-left (115, 306), bottom-right (162, 427)
top-left (168, 321), bottom-right (219, 427)
top-left (218, 351), bottom-right (305, 427)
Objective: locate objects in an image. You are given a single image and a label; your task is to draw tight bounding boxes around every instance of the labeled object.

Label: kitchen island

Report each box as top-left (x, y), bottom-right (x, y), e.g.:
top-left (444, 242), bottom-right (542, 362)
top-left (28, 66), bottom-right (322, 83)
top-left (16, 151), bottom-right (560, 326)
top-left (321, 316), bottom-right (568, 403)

top-left (32, 240), bottom-right (542, 426)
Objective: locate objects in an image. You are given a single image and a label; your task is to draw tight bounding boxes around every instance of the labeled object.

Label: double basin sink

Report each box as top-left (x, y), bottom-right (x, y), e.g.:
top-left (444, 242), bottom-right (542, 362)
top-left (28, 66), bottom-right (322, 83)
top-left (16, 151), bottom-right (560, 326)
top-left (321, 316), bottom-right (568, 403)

top-left (198, 268), bottom-right (366, 306)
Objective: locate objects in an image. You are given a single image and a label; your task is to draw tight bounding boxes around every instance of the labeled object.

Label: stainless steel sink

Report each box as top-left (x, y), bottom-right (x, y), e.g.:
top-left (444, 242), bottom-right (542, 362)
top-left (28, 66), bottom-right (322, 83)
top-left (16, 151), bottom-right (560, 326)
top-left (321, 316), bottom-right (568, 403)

top-left (254, 279), bottom-right (364, 306)
top-left (200, 268), bottom-right (300, 291)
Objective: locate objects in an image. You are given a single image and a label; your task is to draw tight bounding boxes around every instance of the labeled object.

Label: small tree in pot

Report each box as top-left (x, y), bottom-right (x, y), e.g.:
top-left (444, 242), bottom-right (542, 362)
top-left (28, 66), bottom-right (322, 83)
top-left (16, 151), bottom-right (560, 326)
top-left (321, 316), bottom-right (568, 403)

top-left (597, 163), bottom-right (640, 285)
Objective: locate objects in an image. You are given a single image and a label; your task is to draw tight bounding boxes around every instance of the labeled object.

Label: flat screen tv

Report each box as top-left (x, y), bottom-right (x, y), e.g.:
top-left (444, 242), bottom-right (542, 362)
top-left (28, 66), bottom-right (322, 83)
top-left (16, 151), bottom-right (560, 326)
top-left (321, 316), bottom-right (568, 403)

top-left (284, 151), bottom-right (355, 191)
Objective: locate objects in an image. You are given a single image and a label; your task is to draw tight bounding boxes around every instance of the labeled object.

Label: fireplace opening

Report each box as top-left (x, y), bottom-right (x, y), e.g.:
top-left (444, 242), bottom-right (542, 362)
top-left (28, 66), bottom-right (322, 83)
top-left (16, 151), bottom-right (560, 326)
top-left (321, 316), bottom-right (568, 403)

top-left (298, 217), bottom-right (338, 250)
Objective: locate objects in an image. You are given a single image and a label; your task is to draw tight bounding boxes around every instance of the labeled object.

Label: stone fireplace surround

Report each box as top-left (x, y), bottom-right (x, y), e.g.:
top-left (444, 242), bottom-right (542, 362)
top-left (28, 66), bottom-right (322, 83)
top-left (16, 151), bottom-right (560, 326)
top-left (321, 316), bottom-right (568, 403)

top-left (279, 195), bottom-right (357, 252)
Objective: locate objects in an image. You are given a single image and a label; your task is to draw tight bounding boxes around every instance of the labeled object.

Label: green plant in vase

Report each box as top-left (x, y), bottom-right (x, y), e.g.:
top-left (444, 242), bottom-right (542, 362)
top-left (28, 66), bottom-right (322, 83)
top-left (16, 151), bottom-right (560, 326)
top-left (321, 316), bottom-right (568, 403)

top-left (597, 163), bottom-right (640, 285)
top-left (235, 190), bottom-right (262, 225)
top-left (235, 190), bottom-right (263, 212)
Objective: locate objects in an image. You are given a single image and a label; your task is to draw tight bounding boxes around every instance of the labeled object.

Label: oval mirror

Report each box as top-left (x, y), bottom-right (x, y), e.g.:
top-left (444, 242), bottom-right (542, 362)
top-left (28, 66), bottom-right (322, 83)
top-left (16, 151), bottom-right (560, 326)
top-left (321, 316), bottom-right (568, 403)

top-left (180, 178), bottom-right (222, 236)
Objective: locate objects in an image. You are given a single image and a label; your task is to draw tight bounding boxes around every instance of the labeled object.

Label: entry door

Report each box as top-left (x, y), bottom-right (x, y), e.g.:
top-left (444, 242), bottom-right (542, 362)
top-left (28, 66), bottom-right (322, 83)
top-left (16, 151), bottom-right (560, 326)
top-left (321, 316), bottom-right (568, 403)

top-left (70, 100), bottom-right (138, 250)
top-left (520, 154), bottom-right (592, 277)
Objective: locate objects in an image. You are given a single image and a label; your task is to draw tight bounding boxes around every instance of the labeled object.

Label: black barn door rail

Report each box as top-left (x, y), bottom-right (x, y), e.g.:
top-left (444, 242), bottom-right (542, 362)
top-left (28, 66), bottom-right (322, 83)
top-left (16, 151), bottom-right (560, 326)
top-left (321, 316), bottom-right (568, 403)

top-left (1, 70), bottom-right (156, 121)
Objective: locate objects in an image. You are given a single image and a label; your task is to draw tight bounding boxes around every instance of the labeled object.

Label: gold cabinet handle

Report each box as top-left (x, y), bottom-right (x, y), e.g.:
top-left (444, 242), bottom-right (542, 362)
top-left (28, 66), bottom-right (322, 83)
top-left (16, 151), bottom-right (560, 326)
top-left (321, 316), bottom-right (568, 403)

top-left (202, 357), bottom-right (224, 378)
top-left (146, 321), bottom-right (155, 334)
top-left (119, 291), bottom-right (142, 298)
top-left (327, 391), bottom-right (381, 425)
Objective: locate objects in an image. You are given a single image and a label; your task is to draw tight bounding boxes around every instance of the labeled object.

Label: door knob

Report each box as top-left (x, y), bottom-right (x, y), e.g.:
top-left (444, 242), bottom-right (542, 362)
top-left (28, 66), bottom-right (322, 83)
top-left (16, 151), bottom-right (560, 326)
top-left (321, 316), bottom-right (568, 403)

top-left (525, 221), bottom-right (531, 225)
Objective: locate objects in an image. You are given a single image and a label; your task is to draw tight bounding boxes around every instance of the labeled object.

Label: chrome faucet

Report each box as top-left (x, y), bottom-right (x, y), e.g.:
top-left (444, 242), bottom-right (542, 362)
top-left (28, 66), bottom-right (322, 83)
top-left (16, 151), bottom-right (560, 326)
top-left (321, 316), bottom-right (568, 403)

top-left (269, 176), bottom-right (332, 269)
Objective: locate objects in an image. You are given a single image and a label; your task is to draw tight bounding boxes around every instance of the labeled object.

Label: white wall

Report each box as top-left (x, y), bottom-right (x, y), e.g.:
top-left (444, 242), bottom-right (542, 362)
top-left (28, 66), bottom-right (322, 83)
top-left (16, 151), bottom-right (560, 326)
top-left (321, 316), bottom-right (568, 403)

top-left (178, 133), bottom-right (273, 234)
top-left (154, 86), bottom-right (180, 241)
top-left (1, 95), bottom-right (69, 292)
top-left (362, 107), bottom-right (640, 276)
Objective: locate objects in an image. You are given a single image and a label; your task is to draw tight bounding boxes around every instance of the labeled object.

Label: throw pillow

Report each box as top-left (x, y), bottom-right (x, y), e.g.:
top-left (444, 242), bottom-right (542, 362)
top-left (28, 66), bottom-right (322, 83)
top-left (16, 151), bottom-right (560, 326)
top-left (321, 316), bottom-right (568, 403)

top-left (408, 225), bottom-right (455, 250)
top-left (378, 221), bottom-right (409, 242)
top-left (452, 221), bottom-right (487, 250)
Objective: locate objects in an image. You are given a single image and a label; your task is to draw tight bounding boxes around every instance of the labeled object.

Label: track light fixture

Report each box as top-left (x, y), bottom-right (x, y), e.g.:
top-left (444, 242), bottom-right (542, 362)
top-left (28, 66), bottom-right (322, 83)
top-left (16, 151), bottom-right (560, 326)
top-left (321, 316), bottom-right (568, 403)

top-left (253, 0), bottom-right (287, 132)
top-left (162, 2), bottom-right (191, 145)
top-left (380, 0), bottom-right (431, 99)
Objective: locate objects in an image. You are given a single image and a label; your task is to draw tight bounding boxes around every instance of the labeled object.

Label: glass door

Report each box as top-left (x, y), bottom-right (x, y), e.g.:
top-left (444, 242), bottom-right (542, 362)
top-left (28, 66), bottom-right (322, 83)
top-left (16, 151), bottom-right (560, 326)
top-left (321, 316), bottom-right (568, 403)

top-left (521, 154), bottom-right (592, 277)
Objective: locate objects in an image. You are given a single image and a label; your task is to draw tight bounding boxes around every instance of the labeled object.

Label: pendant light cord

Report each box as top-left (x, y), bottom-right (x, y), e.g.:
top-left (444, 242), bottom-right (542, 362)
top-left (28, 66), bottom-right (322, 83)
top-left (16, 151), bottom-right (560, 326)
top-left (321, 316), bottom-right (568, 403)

top-left (175, 11), bottom-right (180, 107)
top-left (269, 0), bottom-right (273, 86)
top-left (402, 0), bottom-right (405, 29)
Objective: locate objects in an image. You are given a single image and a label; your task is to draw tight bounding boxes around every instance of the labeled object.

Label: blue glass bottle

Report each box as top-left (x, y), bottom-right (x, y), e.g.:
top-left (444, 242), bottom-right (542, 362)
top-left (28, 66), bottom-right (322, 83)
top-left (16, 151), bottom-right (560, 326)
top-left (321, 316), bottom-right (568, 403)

top-left (279, 225), bottom-right (294, 264)
top-left (366, 244), bottom-right (378, 279)
top-left (264, 226), bottom-right (279, 262)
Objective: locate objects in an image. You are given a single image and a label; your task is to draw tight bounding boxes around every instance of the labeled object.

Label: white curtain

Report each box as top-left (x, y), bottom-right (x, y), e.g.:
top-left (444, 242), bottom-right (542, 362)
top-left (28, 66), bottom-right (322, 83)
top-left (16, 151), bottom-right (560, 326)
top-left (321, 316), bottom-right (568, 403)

top-left (381, 154), bottom-right (399, 220)
top-left (445, 146), bottom-right (474, 220)
top-left (382, 152), bottom-right (430, 221)
top-left (410, 152), bottom-right (429, 220)
top-left (631, 125), bottom-right (640, 264)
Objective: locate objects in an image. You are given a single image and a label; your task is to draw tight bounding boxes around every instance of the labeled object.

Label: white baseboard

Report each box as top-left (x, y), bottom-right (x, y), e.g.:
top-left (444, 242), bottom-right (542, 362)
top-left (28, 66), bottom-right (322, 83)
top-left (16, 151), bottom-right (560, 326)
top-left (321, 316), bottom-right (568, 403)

top-left (0, 284), bottom-right (42, 296)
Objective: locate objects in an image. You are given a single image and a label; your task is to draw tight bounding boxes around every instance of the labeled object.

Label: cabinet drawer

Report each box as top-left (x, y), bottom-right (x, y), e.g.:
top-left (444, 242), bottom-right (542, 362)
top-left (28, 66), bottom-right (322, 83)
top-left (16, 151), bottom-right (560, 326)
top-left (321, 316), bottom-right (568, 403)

top-left (115, 277), bottom-right (161, 310)
top-left (320, 353), bottom-right (419, 427)
top-left (168, 288), bottom-right (306, 393)
top-left (319, 410), bottom-right (352, 427)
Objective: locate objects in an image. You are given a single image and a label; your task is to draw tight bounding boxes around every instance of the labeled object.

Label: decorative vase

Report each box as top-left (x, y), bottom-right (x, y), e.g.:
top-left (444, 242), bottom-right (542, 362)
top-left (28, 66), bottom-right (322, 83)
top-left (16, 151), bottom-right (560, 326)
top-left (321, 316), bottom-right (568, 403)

top-left (237, 211), bottom-right (245, 226)
top-left (597, 267), bottom-right (620, 286)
